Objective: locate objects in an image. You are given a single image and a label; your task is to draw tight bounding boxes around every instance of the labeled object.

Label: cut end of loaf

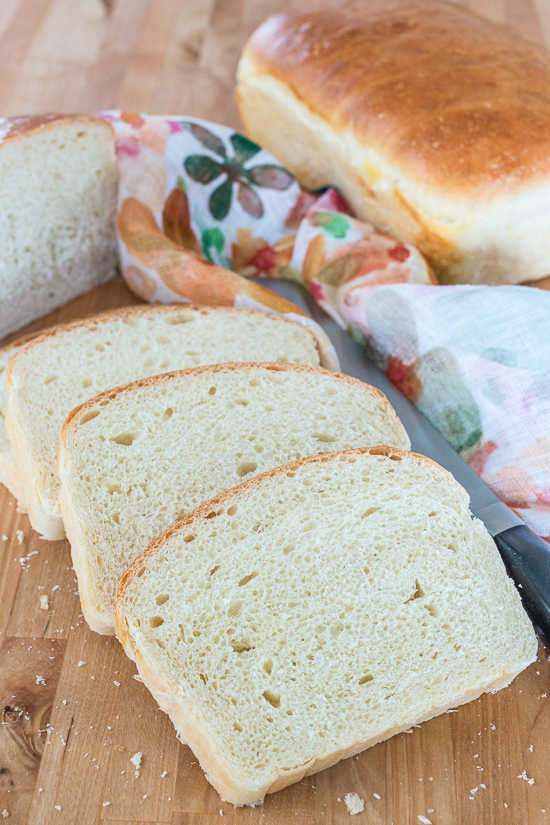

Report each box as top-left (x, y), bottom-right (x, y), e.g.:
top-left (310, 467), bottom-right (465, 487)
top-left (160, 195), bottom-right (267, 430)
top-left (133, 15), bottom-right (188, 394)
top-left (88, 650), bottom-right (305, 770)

top-left (116, 448), bottom-right (537, 805)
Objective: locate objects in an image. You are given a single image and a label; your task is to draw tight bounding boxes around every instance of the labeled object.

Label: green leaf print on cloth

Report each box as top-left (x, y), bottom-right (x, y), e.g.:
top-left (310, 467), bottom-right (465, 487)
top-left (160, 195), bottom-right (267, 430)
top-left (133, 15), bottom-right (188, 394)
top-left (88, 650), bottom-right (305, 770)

top-left (182, 122), bottom-right (295, 221)
top-left (416, 348), bottom-right (483, 455)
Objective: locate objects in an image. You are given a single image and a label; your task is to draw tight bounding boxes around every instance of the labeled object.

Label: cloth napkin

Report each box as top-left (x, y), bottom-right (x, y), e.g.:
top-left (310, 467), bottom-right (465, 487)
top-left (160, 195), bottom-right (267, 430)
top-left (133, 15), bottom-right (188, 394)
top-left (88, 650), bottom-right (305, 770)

top-left (100, 111), bottom-right (550, 539)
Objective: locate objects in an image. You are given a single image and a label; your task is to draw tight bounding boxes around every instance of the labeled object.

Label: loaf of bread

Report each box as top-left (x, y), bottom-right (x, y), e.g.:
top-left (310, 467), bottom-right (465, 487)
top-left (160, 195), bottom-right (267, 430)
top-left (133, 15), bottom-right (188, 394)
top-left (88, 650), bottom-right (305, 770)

top-left (237, 2), bottom-right (550, 285)
top-left (115, 447), bottom-right (537, 805)
top-left (0, 115), bottom-right (118, 340)
top-left (58, 363), bottom-right (409, 634)
top-left (5, 305), bottom-right (327, 541)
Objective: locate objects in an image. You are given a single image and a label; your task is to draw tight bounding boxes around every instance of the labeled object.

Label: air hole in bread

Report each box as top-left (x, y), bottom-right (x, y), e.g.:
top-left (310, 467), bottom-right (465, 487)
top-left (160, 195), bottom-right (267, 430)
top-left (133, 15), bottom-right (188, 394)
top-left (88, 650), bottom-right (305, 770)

top-left (79, 409), bottom-right (100, 425)
top-left (155, 594), bottom-right (169, 606)
top-left (389, 454), bottom-right (402, 461)
top-left (208, 387), bottom-right (216, 395)
top-left (82, 378), bottom-right (92, 388)
top-left (231, 640), bottom-right (254, 653)
top-left (238, 571), bottom-right (258, 587)
top-left (163, 408), bottom-right (173, 420)
top-left (262, 690), bottom-right (281, 708)
top-left (283, 544), bottom-right (295, 554)
top-left (137, 567), bottom-right (145, 578)
top-left (228, 600), bottom-right (244, 618)
top-left (206, 511), bottom-right (219, 520)
top-left (263, 659), bottom-right (273, 675)
top-left (166, 315), bottom-right (193, 324)
top-left (358, 674), bottom-right (374, 685)
top-left (113, 513), bottom-right (120, 524)
top-left (236, 399), bottom-right (248, 406)
top-left (406, 579), bottom-right (425, 602)
top-left (149, 616), bottom-right (164, 628)
top-left (105, 481), bottom-right (122, 495)
top-left (184, 534), bottom-right (196, 543)
top-left (111, 432), bottom-right (135, 446)
top-left (249, 378), bottom-right (260, 386)
top-left (314, 413), bottom-right (327, 420)
top-left (426, 603), bottom-right (439, 618)
top-left (227, 505), bottom-right (237, 516)
top-left (210, 565), bottom-right (220, 577)
top-left (199, 673), bottom-right (207, 684)
top-left (233, 722), bottom-right (243, 732)
top-left (361, 507), bottom-right (380, 518)
top-left (287, 472), bottom-right (295, 478)
top-left (237, 461), bottom-right (257, 478)
top-left (313, 433), bottom-right (337, 443)
top-left (429, 511), bottom-right (437, 517)
top-left (44, 375), bottom-right (58, 385)
top-left (95, 343), bottom-right (105, 352)
top-left (156, 336), bottom-right (170, 344)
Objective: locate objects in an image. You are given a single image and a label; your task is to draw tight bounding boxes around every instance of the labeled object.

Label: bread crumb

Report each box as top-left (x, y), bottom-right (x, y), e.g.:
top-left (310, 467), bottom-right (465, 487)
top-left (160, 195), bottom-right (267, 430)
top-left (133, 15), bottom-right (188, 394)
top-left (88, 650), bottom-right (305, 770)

top-left (1, 811), bottom-right (9, 818)
top-left (133, 674), bottom-right (143, 682)
top-left (36, 676), bottom-right (46, 686)
top-left (344, 793), bottom-right (364, 815)
top-left (102, 802), bottom-right (110, 807)
top-left (373, 793), bottom-right (381, 799)
top-left (77, 661), bottom-right (86, 667)
top-left (131, 751), bottom-right (142, 777)
top-left (16, 530), bottom-right (25, 544)
top-left (161, 770), bottom-right (168, 777)
top-left (418, 817), bottom-right (432, 824)
top-left (517, 770), bottom-right (534, 785)
top-left (40, 595), bottom-right (49, 610)
top-left (2, 535), bottom-right (7, 541)
top-left (54, 806), bottom-right (61, 811)
top-left (115, 745), bottom-right (125, 752)
top-left (114, 680), bottom-right (120, 687)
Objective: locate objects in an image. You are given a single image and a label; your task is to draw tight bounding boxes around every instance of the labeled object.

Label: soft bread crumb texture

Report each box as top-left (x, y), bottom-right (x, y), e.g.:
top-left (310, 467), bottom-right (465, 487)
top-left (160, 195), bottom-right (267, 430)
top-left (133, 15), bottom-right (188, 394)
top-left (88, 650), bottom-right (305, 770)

top-left (0, 117), bottom-right (117, 338)
top-left (115, 448), bottom-right (537, 805)
top-left (6, 306), bottom-right (321, 539)
top-left (59, 364), bottom-right (409, 634)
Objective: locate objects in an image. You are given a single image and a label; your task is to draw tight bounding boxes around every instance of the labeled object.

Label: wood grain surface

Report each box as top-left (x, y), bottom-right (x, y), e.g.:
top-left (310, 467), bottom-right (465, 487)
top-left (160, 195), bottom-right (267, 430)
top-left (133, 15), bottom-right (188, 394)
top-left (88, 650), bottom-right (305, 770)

top-left (0, 1), bottom-right (549, 824)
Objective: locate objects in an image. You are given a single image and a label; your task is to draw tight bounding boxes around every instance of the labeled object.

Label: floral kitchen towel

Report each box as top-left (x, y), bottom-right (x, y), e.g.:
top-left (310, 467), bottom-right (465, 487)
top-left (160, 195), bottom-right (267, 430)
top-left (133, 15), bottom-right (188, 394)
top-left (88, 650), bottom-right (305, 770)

top-left (100, 111), bottom-right (550, 538)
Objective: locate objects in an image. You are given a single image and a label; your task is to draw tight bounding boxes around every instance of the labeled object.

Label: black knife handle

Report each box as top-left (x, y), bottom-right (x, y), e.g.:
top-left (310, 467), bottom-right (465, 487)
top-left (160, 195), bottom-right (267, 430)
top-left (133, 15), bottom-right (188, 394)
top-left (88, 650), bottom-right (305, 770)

top-left (494, 525), bottom-right (550, 645)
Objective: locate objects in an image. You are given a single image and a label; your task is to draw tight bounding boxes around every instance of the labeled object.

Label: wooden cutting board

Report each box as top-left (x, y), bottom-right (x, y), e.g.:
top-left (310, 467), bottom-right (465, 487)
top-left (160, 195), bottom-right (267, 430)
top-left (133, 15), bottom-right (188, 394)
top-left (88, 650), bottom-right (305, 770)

top-left (1, 2), bottom-right (549, 824)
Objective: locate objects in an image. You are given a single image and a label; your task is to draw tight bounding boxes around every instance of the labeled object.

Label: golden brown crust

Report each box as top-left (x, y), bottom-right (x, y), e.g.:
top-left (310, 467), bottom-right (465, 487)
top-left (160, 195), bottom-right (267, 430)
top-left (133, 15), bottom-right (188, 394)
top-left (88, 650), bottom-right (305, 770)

top-left (0, 114), bottom-right (114, 144)
top-left (244, 2), bottom-right (550, 194)
top-left (60, 363), bottom-right (405, 461)
top-left (114, 446), bottom-right (454, 613)
top-left (6, 304), bottom-right (323, 388)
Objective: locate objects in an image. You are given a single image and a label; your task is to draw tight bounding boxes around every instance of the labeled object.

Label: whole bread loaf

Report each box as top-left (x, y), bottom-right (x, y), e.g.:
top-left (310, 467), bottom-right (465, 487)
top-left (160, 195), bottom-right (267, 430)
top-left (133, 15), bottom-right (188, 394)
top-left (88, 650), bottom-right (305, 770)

top-left (5, 305), bottom-right (327, 540)
top-left (0, 115), bottom-right (118, 340)
top-left (237, 2), bottom-right (550, 285)
top-left (115, 447), bottom-right (537, 805)
top-left (58, 363), bottom-right (409, 634)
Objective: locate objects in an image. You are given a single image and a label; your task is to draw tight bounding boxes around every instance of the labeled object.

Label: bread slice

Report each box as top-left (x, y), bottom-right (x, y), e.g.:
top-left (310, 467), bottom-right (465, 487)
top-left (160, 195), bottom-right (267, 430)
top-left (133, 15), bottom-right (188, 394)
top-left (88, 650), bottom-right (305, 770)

top-left (6, 305), bottom-right (326, 541)
top-left (58, 364), bottom-right (409, 635)
top-left (0, 331), bottom-right (45, 507)
top-left (0, 115), bottom-right (118, 338)
top-left (115, 447), bottom-right (537, 806)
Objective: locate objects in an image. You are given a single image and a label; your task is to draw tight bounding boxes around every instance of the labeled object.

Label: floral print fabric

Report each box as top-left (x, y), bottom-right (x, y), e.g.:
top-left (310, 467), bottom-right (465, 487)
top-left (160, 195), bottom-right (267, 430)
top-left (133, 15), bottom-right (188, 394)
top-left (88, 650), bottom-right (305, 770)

top-left (101, 112), bottom-right (550, 537)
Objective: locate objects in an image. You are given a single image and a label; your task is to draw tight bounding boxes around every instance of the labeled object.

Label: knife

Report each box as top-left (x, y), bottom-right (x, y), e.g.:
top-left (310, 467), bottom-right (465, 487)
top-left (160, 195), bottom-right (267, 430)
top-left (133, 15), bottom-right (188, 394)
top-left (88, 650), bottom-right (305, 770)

top-left (259, 278), bottom-right (550, 644)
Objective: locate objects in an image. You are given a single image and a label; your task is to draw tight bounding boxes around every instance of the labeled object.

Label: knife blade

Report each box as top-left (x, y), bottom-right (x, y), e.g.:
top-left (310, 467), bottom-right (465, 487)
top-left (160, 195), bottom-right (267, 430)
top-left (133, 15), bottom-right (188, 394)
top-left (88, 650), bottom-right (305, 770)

top-left (259, 278), bottom-right (550, 643)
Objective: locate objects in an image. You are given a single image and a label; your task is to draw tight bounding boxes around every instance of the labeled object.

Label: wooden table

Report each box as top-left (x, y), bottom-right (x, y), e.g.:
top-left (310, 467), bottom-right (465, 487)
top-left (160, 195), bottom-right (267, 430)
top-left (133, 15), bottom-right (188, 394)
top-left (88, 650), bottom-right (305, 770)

top-left (1, 1), bottom-right (549, 824)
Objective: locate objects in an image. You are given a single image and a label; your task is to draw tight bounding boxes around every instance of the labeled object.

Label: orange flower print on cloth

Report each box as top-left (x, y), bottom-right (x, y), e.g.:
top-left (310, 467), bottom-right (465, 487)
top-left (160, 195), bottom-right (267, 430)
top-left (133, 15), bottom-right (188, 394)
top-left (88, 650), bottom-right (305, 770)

top-left (100, 112), bottom-right (550, 538)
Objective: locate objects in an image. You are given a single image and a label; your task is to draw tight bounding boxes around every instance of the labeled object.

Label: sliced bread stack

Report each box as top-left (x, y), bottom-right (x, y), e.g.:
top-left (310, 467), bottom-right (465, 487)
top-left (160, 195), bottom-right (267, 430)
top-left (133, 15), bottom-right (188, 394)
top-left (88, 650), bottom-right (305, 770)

top-left (58, 363), bottom-right (410, 634)
top-left (115, 447), bottom-right (537, 805)
top-left (0, 115), bottom-right (118, 339)
top-left (5, 305), bottom-right (325, 540)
